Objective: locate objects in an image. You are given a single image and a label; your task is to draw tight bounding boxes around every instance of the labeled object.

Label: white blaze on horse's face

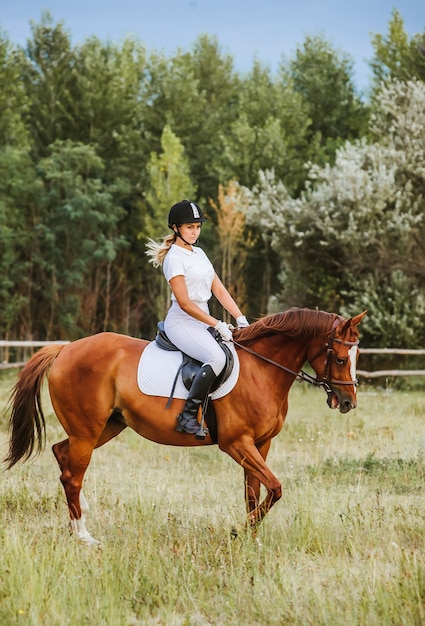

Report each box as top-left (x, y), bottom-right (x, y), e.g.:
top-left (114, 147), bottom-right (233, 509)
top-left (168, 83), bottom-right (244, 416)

top-left (348, 345), bottom-right (358, 394)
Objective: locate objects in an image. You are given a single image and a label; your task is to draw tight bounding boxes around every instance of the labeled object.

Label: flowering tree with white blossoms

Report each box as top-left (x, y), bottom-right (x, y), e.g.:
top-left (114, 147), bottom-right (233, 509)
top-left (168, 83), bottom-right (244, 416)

top-left (244, 79), bottom-right (425, 347)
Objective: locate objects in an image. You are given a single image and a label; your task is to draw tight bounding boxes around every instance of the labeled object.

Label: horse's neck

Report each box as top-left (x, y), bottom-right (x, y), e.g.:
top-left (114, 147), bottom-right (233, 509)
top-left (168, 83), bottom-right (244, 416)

top-left (244, 335), bottom-right (308, 374)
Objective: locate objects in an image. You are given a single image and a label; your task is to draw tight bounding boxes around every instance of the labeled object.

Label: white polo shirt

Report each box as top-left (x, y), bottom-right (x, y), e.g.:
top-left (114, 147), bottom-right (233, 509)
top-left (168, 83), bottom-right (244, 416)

top-left (163, 244), bottom-right (215, 303)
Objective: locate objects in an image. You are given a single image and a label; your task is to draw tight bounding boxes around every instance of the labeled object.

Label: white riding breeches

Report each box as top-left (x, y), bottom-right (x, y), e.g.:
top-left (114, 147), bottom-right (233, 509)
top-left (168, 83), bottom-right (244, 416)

top-left (164, 302), bottom-right (226, 376)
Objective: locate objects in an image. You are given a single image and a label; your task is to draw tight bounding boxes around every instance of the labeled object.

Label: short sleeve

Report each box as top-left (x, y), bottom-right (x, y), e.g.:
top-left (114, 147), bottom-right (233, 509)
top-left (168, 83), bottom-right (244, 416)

top-left (163, 250), bottom-right (186, 282)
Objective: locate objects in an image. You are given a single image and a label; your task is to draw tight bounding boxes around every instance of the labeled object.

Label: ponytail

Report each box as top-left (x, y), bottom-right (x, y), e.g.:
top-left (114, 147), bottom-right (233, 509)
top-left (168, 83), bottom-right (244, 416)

top-left (145, 233), bottom-right (176, 268)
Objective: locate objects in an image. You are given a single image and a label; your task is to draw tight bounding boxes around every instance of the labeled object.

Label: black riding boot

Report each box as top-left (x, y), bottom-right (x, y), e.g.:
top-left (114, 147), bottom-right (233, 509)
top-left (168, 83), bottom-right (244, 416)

top-left (176, 364), bottom-right (216, 437)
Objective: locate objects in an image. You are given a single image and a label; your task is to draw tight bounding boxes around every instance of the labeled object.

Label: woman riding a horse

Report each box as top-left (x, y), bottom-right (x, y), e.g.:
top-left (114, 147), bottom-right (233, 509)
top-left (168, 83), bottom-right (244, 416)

top-left (3, 203), bottom-right (367, 545)
top-left (146, 199), bottom-right (249, 438)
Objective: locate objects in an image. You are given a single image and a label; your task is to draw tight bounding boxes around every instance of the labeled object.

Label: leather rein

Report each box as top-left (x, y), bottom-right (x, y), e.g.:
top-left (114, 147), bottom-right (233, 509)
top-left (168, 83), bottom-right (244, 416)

top-left (232, 324), bottom-right (359, 396)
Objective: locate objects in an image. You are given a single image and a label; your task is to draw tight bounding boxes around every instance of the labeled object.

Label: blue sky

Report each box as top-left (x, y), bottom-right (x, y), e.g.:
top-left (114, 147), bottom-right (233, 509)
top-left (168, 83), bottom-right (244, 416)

top-left (2, 0), bottom-right (424, 92)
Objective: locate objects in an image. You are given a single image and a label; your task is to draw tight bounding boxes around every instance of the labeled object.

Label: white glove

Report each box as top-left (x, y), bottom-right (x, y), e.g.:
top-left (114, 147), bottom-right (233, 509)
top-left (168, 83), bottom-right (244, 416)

top-left (236, 315), bottom-right (249, 328)
top-left (214, 320), bottom-right (233, 341)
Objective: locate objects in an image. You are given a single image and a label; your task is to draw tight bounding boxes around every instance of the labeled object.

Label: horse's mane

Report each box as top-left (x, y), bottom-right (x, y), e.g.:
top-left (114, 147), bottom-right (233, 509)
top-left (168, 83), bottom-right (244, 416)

top-left (233, 308), bottom-right (341, 345)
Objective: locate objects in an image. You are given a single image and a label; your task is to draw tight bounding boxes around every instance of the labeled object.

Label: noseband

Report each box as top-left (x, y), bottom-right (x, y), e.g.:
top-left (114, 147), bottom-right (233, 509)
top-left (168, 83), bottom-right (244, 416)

top-left (232, 322), bottom-right (359, 394)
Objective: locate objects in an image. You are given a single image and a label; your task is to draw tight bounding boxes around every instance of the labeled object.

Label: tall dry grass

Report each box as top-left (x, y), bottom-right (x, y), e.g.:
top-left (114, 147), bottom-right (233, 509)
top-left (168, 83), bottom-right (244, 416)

top-left (0, 371), bottom-right (424, 625)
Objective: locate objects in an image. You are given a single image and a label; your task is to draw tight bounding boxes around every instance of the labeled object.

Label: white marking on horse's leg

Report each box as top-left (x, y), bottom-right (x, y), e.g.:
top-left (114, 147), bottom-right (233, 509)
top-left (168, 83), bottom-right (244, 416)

top-left (68, 491), bottom-right (98, 545)
top-left (348, 345), bottom-right (358, 395)
top-left (69, 515), bottom-right (99, 546)
top-left (79, 490), bottom-right (89, 515)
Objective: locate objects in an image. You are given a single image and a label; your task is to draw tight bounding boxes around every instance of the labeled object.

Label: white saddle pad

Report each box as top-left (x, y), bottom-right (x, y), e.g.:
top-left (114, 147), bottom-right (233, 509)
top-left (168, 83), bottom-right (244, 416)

top-left (137, 341), bottom-right (240, 400)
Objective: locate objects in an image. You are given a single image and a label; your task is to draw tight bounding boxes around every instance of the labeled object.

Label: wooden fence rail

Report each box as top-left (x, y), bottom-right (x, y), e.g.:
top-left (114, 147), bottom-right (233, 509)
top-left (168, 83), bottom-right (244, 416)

top-left (357, 369), bottom-right (425, 378)
top-left (0, 340), bottom-right (70, 370)
top-left (357, 347), bottom-right (425, 378)
top-left (1, 341), bottom-right (425, 378)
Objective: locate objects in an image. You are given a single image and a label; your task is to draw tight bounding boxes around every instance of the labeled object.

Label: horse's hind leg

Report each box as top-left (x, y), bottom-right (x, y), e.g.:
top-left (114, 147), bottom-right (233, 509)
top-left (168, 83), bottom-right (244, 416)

top-left (94, 413), bottom-right (127, 448)
top-left (52, 416), bottom-right (127, 545)
top-left (52, 437), bottom-right (99, 545)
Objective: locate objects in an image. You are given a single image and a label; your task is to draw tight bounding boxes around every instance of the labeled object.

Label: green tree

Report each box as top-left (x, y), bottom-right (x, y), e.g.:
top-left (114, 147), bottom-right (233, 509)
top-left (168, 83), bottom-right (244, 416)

top-left (33, 140), bottom-right (128, 338)
top-left (21, 11), bottom-right (77, 156)
top-left (0, 148), bottom-right (38, 339)
top-left (70, 35), bottom-right (154, 336)
top-left (72, 36), bottom-right (149, 181)
top-left (0, 31), bottom-right (29, 148)
top-left (143, 35), bottom-right (240, 204)
top-left (144, 124), bottom-right (198, 321)
top-left (145, 124), bottom-right (197, 237)
top-left (285, 35), bottom-right (368, 163)
top-left (182, 35), bottom-right (241, 201)
top-left (223, 61), bottom-right (312, 194)
top-left (370, 10), bottom-right (425, 87)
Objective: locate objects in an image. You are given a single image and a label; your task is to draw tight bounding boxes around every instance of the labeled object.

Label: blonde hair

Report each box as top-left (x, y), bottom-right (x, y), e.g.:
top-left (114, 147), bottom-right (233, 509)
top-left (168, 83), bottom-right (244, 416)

top-left (145, 233), bottom-right (176, 268)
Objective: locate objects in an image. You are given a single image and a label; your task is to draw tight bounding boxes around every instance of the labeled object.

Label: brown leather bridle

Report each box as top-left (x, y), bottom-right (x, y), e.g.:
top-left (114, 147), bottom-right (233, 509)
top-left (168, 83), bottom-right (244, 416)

top-left (307, 332), bottom-right (359, 388)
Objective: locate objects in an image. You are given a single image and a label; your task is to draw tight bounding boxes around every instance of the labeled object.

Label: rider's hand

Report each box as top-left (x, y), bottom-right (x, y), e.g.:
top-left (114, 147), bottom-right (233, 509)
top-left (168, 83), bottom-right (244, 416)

top-left (214, 321), bottom-right (233, 341)
top-left (236, 315), bottom-right (249, 328)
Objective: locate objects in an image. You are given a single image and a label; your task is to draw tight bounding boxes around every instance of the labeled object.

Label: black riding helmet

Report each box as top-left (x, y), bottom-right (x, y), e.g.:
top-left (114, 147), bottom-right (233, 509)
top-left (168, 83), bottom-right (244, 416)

top-left (168, 200), bottom-right (208, 228)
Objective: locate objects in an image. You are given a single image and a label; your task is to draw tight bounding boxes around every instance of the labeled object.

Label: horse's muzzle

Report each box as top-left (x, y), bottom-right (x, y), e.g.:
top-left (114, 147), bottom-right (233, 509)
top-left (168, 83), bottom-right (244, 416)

top-left (327, 391), bottom-right (356, 413)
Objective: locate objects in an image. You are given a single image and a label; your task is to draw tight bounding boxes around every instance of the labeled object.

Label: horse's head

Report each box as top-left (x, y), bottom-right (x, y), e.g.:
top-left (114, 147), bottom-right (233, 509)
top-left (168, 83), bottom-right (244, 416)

top-left (307, 311), bottom-right (367, 414)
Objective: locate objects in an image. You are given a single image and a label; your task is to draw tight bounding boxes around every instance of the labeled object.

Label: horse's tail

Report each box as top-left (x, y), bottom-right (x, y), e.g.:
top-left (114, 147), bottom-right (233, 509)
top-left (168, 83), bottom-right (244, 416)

top-left (4, 345), bottom-right (65, 469)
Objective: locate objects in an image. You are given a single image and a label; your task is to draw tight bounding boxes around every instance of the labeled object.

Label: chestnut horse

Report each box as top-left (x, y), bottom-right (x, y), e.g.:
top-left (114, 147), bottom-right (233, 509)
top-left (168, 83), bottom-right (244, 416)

top-left (4, 308), bottom-right (366, 544)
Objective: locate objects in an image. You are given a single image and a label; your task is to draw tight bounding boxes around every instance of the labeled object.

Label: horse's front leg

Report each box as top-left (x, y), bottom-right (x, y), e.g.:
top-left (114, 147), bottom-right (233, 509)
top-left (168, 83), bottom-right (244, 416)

top-left (244, 439), bottom-right (271, 517)
top-left (248, 486), bottom-right (282, 531)
top-left (221, 436), bottom-right (281, 532)
top-left (245, 469), bottom-right (260, 514)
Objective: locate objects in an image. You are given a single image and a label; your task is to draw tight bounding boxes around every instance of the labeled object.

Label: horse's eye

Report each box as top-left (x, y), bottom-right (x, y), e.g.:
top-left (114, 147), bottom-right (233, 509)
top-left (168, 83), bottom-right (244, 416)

top-left (335, 358), bottom-right (346, 366)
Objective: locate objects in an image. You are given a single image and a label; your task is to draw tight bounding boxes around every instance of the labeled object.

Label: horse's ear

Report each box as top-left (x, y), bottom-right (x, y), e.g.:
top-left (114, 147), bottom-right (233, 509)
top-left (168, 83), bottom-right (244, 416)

top-left (339, 310), bottom-right (367, 334)
top-left (350, 311), bottom-right (368, 327)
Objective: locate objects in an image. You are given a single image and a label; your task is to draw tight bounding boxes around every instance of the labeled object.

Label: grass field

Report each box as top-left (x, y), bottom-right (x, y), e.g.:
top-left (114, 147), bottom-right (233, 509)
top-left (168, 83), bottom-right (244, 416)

top-left (0, 370), bottom-right (424, 625)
